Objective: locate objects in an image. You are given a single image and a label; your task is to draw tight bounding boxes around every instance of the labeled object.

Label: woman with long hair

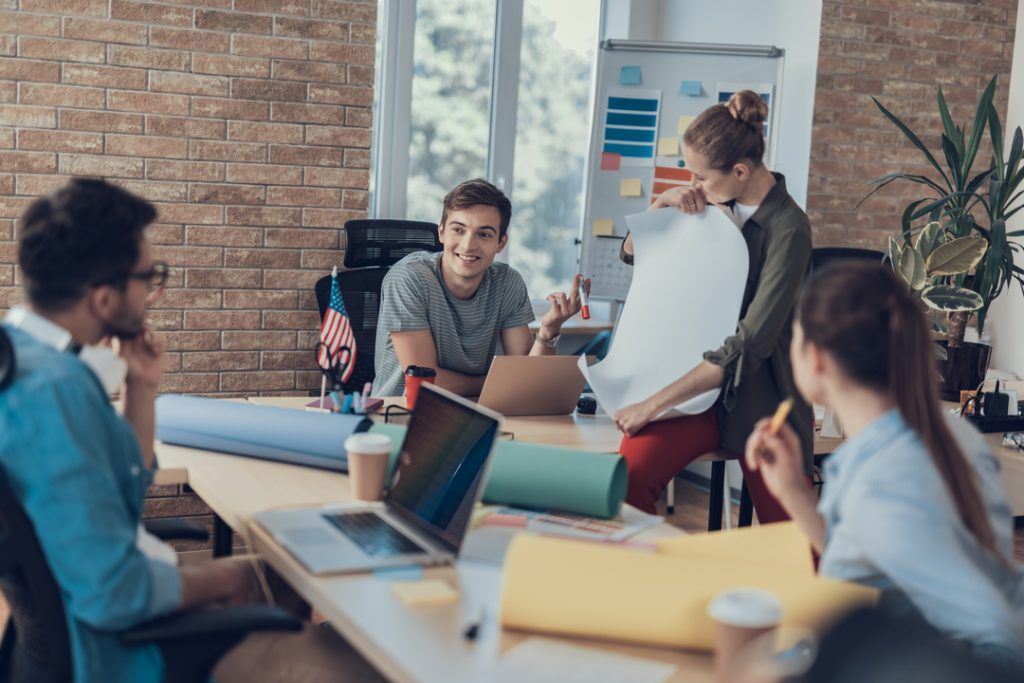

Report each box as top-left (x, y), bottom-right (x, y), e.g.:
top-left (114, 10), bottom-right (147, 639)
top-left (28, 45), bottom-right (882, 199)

top-left (748, 261), bottom-right (1024, 672)
top-left (614, 90), bottom-right (813, 519)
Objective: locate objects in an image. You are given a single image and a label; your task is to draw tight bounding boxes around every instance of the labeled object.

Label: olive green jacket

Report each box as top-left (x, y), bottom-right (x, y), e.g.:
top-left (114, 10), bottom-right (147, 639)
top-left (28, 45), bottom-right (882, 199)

top-left (620, 174), bottom-right (814, 469)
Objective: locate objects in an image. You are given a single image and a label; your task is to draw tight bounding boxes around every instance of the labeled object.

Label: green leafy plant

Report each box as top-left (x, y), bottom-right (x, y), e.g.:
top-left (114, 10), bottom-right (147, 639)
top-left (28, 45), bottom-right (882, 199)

top-left (863, 75), bottom-right (1024, 338)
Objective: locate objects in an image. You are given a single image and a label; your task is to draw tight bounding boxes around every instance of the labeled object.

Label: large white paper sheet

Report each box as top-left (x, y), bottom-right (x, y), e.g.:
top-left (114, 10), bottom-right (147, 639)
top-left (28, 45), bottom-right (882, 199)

top-left (482, 638), bottom-right (676, 683)
top-left (579, 207), bottom-right (748, 419)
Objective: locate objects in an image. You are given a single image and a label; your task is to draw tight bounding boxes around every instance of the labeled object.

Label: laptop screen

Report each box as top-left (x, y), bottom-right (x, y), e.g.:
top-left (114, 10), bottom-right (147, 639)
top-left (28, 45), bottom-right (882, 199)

top-left (385, 386), bottom-right (499, 553)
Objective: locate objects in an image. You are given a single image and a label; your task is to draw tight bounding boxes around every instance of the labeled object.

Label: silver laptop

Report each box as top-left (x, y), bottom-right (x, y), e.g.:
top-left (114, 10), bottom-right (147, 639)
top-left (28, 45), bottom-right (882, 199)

top-left (254, 384), bottom-right (502, 575)
top-left (478, 355), bottom-right (587, 416)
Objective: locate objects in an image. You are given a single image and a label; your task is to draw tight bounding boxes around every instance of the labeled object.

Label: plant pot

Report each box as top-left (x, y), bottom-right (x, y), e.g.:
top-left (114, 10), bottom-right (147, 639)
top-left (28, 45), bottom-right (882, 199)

top-left (936, 340), bottom-right (992, 401)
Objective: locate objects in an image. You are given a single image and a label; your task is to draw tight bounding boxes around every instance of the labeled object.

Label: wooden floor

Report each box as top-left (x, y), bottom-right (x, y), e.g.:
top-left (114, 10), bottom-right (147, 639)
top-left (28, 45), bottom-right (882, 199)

top-left (2, 478), bottom-right (1022, 639)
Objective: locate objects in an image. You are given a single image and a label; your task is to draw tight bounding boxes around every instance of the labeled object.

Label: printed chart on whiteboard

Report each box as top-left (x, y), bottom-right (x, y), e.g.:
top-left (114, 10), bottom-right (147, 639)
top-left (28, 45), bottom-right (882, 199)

top-left (600, 88), bottom-right (662, 168)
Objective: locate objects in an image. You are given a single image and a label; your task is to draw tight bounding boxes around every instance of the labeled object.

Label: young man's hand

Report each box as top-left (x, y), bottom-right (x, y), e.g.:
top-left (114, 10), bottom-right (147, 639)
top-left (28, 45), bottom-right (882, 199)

top-left (119, 326), bottom-right (165, 390)
top-left (538, 276), bottom-right (591, 337)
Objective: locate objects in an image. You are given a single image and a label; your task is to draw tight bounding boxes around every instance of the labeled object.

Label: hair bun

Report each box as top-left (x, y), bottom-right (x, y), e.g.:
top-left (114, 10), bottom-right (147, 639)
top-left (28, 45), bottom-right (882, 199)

top-left (727, 90), bottom-right (768, 133)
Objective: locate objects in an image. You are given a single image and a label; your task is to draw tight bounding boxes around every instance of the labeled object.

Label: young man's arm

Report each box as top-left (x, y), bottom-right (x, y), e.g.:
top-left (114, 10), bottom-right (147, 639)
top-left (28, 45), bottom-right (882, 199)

top-left (501, 277), bottom-right (589, 356)
top-left (119, 328), bottom-right (165, 469)
top-left (391, 329), bottom-right (487, 396)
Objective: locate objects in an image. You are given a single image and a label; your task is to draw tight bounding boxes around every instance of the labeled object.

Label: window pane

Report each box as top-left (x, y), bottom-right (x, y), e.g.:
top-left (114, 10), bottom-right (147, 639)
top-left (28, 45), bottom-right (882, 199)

top-left (406, 0), bottom-right (497, 223)
top-left (508, 0), bottom-right (600, 297)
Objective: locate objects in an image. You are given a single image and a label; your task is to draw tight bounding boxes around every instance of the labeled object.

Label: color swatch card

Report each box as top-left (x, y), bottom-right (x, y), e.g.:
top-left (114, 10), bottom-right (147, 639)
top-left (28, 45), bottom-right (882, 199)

top-left (652, 165), bottom-right (694, 197)
top-left (601, 88), bottom-right (661, 167)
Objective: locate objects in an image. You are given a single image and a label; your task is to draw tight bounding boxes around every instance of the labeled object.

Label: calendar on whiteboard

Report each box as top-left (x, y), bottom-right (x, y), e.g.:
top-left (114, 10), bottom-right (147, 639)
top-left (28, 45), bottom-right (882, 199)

top-left (586, 236), bottom-right (634, 300)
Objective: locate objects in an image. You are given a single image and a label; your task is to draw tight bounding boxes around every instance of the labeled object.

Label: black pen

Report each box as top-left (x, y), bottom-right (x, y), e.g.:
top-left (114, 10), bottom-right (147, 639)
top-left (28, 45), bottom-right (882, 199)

top-left (462, 606), bottom-right (486, 641)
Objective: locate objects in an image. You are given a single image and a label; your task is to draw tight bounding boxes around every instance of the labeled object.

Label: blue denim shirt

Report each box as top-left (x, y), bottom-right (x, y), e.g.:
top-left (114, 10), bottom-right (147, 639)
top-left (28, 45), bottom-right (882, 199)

top-left (819, 409), bottom-right (1024, 668)
top-left (0, 323), bottom-right (182, 682)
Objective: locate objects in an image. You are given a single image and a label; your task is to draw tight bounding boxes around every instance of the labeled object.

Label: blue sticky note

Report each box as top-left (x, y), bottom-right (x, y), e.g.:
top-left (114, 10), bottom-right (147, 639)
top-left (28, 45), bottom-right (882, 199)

top-left (373, 565), bottom-right (424, 581)
top-left (680, 80), bottom-right (703, 96)
top-left (619, 66), bottom-right (641, 85)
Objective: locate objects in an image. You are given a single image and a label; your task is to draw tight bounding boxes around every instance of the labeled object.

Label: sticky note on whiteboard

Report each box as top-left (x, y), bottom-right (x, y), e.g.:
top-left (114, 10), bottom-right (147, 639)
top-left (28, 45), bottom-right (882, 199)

top-left (592, 219), bottom-right (615, 236)
top-left (657, 137), bottom-right (679, 156)
top-left (619, 66), bottom-right (641, 85)
top-left (600, 152), bottom-right (621, 171)
top-left (680, 80), bottom-right (703, 96)
top-left (678, 115), bottom-right (696, 135)
top-left (620, 179), bottom-right (642, 197)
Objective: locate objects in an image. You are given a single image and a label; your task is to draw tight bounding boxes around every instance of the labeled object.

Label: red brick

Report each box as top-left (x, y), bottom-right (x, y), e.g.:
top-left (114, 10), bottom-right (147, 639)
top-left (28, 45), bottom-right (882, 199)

top-left (227, 121), bottom-right (303, 144)
top-left (227, 162), bottom-right (302, 185)
top-left (309, 41), bottom-right (374, 65)
top-left (0, 196), bottom-right (35, 218)
top-left (20, 83), bottom-right (105, 108)
top-left (108, 90), bottom-right (190, 116)
top-left (235, 0), bottom-right (309, 16)
top-left (312, 1), bottom-right (376, 23)
top-left (343, 148), bottom-right (369, 168)
top-left (308, 84), bottom-right (372, 106)
top-left (274, 17), bottom-right (348, 41)
top-left (182, 351), bottom-right (260, 372)
top-left (265, 227), bottom-right (338, 248)
top-left (270, 144), bottom-right (342, 167)
top-left (262, 310), bottom-right (319, 330)
top-left (230, 78), bottom-right (306, 102)
top-left (302, 208), bottom-right (361, 228)
top-left (267, 186), bottom-right (340, 207)
top-left (189, 182), bottom-right (265, 205)
top-left (20, 0), bottom-right (107, 17)
top-left (192, 54), bottom-right (270, 78)
top-left (116, 180), bottom-right (188, 202)
top-left (160, 372), bottom-right (220, 394)
top-left (189, 140), bottom-right (266, 162)
top-left (196, 9), bottom-right (273, 34)
top-left (263, 269), bottom-right (322, 289)
top-left (342, 189), bottom-right (368, 210)
top-left (108, 45), bottom-right (191, 71)
top-left (0, 81), bottom-right (15, 103)
top-left (221, 371), bottom-right (294, 391)
top-left (344, 107), bottom-right (372, 128)
top-left (347, 65), bottom-right (372, 86)
top-left (186, 268), bottom-right (262, 289)
top-left (150, 71), bottom-right (229, 97)
top-left (0, 11), bottom-right (62, 36)
top-left (152, 247), bottom-right (224, 269)
top-left (18, 37), bottom-right (105, 64)
top-left (163, 330), bottom-right (221, 351)
top-left (260, 351), bottom-right (312, 370)
top-left (0, 58), bottom-right (60, 82)
top-left (14, 173), bottom-right (66, 196)
top-left (0, 36), bottom-right (14, 56)
top-left (18, 129), bottom-right (102, 154)
top-left (186, 225), bottom-right (263, 247)
top-left (271, 102), bottom-right (343, 125)
top-left (222, 330), bottom-right (295, 350)
top-left (306, 125), bottom-right (371, 148)
top-left (304, 167), bottom-right (369, 189)
top-left (106, 134), bottom-right (188, 159)
top-left (226, 206), bottom-right (301, 226)
top-left (151, 27), bottom-right (232, 54)
top-left (64, 18), bottom-right (148, 45)
top-left (349, 23), bottom-right (375, 44)
top-left (147, 116), bottom-right (225, 140)
top-left (59, 154), bottom-right (143, 178)
top-left (232, 35), bottom-right (308, 60)
top-left (61, 109), bottom-right (142, 134)
top-left (0, 129), bottom-right (12, 148)
top-left (301, 249), bottom-right (345, 269)
top-left (185, 310), bottom-right (260, 329)
top-left (154, 202), bottom-right (223, 225)
top-left (271, 60), bottom-right (346, 83)
top-left (111, 0), bottom-right (194, 27)
top-left (223, 289), bottom-right (297, 309)
top-left (191, 97), bottom-right (269, 121)
top-left (62, 63), bottom-right (147, 90)
top-left (147, 159), bottom-right (224, 182)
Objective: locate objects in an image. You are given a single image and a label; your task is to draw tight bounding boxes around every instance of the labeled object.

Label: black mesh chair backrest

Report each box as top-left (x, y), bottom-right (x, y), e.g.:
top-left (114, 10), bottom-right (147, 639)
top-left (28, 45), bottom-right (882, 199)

top-left (343, 219), bottom-right (441, 269)
top-left (811, 247), bottom-right (886, 272)
top-left (0, 467), bottom-right (72, 683)
top-left (314, 268), bottom-right (389, 394)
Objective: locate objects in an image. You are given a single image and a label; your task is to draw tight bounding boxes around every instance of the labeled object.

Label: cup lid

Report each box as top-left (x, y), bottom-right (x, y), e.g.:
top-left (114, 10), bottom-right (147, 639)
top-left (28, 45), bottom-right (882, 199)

top-left (405, 365), bottom-right (437, 377)
top-left (708, 587), bottom-right (782, 628)
top-left (344, 433), bottom-right (393, 454)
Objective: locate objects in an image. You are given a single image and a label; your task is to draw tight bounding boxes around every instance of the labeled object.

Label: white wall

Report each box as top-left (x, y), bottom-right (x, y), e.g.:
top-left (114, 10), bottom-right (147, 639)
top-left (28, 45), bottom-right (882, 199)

top-left (604, 0), bottom-right (823, 208)
top-left (988, 1), bottom-right (1024, 378)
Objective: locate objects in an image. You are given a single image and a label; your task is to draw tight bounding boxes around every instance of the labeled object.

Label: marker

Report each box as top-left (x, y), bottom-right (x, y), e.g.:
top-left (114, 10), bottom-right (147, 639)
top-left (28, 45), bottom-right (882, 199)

top-left (361, 381), bottom-right (372, 414)
top-left (577, 274), bottom-right (591, 320)
top-left (342, 392), bottom-right (354, 414)
top-left (768, 398), bottom-right (793, 435)
top-left (463, 606), bottom-right (486, 641)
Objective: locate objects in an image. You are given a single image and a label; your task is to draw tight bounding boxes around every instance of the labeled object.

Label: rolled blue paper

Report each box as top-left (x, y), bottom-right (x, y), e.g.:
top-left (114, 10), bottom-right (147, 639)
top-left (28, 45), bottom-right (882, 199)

top-left (156, 395), bottom-right (372, 471)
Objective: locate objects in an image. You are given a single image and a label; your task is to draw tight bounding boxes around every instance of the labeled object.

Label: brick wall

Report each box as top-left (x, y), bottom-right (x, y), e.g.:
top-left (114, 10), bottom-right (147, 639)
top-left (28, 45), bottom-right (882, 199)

top-left (0, 0), bottom-right (375, 397)
top-left (808, 0), bottom-right (1016, 248)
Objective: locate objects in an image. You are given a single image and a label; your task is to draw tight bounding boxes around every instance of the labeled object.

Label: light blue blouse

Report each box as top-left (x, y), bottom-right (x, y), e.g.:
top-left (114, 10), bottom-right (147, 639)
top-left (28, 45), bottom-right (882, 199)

top-left (819, 408), bottom-right (1024, 669)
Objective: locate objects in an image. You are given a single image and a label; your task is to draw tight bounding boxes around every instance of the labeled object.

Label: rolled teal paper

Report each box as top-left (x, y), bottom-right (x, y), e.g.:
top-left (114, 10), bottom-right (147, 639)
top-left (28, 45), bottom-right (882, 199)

top-left (369, 423), bottom-right (626, 519)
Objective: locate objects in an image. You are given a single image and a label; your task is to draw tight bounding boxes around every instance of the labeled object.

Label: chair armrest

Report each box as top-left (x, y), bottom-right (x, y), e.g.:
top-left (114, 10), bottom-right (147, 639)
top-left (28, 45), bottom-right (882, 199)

top-left (121, 605), bottom-right (302, 645)
top-left (143, 517), bottom-right (210, 541)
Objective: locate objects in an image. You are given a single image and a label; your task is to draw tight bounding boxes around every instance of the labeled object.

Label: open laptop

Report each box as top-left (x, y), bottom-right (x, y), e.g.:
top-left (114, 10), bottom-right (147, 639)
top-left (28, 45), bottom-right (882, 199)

top-left (254, 384), bottom-right (502, 575)
top-left (477, 355), bottom-right (587, 416)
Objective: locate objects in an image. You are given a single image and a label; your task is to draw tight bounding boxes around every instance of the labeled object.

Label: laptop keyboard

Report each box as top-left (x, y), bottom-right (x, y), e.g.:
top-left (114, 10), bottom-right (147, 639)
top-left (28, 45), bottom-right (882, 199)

top-left (322, 511), bottom-right (427, 558)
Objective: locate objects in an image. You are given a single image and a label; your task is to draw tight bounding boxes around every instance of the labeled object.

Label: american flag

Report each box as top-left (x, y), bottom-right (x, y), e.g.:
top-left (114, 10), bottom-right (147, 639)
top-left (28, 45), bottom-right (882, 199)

top-left (318, 269), bottom-right (356, 382)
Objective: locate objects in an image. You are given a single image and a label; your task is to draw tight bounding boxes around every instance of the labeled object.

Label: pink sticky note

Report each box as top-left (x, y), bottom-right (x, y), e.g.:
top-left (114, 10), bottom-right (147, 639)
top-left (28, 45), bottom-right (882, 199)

top-left (600, 152), bottom-right (621, 171)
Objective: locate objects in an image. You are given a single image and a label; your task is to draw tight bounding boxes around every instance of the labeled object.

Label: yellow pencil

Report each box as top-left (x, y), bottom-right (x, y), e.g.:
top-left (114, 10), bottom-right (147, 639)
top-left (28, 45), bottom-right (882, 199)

top-left (768, 398), bottom-right (793, 435)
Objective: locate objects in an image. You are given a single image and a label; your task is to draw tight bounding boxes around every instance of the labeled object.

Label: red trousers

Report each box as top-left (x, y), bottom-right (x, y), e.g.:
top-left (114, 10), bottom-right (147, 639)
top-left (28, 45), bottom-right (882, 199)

top-left (618, 409), bottom-right (791, 523)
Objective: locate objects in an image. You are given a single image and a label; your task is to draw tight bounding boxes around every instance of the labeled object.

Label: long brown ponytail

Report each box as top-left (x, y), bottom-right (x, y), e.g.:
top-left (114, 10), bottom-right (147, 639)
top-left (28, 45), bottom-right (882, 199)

top-left (798, 261), bottom-right (1000, 557)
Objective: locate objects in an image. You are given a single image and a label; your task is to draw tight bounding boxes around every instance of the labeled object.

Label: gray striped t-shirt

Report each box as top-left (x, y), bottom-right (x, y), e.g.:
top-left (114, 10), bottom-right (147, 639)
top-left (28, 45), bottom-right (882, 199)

top-left (372, 251), bottom-right (535, 396)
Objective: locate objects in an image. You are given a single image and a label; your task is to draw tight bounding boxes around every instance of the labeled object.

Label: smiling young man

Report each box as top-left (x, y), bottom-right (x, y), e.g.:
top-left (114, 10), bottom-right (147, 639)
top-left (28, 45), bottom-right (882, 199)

top-left (373, 178), bottom-right (586, 397)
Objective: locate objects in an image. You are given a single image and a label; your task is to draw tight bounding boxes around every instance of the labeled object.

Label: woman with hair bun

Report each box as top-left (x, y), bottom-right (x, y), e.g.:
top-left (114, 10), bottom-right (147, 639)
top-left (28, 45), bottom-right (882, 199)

top-left (613, 90), bottom-right (814, 521)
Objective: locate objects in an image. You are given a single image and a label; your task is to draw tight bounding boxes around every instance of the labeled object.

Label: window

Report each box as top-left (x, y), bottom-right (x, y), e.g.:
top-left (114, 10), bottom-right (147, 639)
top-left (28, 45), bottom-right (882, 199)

top-left (373, 0), bottom-right (601, 299)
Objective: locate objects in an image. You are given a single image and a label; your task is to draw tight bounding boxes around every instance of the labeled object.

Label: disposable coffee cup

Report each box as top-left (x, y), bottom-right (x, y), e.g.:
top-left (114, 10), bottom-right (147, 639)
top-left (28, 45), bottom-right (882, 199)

top-left (344, 433), bottom-right (393, 501)
top-left (708, 587), bottom-right (782, 682)
top-left (404, 365), bottom-right (437, 411)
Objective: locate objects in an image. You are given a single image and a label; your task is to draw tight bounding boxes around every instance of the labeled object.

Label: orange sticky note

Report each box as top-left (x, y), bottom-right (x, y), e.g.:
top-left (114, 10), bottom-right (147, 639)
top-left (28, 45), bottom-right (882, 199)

top-left (600, 152), bottom-right (621, 170)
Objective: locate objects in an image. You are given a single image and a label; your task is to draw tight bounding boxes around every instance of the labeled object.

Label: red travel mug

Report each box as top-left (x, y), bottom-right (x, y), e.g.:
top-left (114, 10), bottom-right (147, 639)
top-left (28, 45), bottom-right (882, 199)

top-left (404, 365), bottom-right (437, 410)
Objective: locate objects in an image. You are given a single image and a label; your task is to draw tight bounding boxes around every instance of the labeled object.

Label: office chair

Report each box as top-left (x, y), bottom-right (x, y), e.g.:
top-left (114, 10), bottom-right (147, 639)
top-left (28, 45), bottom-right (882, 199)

top-left (314, 219), bottom-right (441, 393)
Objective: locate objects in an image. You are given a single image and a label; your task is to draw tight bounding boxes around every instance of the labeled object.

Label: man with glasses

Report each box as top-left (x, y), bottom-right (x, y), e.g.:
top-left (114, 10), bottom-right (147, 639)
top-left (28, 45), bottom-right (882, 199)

top-left (0, 179), bottom-right (382, 682)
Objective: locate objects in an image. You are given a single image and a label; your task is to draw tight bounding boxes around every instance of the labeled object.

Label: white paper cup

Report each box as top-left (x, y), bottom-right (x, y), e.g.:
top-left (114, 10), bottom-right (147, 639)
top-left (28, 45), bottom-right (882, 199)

top-left (708, 588), bottom-right (782, 682)
top-left (344, 433), bottom-right (392, 501)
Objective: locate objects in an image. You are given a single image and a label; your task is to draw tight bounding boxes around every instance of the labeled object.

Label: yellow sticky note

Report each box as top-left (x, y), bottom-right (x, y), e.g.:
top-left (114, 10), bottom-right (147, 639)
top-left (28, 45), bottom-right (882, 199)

top-left (657, 137), bottom-right (679, 156)
top-left (678, 115), bottom-right (696, 135)
top-left (620, 179), bottom-right (642, 197)
top-left (392, 579), bottom-right (459, 607)
top-left (592, 219), bottom-right (614, 236)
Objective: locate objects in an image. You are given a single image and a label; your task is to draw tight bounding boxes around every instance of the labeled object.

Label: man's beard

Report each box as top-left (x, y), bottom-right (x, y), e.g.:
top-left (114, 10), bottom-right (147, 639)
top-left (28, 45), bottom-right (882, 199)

top-left (102, 304), bottom-right (145, 340)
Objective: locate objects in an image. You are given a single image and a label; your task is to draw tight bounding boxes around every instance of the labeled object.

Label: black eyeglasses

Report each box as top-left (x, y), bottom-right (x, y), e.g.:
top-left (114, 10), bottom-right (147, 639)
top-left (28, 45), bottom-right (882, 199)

top-left (97, 261), bottom-right (170, 291)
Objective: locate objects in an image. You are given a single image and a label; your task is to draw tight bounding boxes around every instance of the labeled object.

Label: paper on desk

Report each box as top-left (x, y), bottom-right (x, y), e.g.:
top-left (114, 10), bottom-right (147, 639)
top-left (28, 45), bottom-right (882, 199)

top-left (483, 638), bottom-right (675, 683)
top-left (579, 207), bottom-right (747, 419)
top-left (500, 524), bottom-right (877, 650)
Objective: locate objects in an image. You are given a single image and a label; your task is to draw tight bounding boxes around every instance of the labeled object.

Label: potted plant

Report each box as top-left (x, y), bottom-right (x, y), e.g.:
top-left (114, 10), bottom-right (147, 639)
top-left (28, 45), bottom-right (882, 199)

top-left (863, 76), bottom-right (1024, 399)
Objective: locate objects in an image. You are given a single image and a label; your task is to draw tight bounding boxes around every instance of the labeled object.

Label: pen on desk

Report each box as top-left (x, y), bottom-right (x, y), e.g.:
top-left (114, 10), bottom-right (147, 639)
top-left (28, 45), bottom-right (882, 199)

top-left (463, 605), bottom-right (486, 641)
top-left (577, 274), bottom-right (591, 320)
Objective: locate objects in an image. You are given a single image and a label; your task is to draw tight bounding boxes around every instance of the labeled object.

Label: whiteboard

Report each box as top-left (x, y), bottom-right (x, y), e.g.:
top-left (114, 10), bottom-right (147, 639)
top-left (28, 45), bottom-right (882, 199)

top-left (577, 40), bottom-right (784, 300)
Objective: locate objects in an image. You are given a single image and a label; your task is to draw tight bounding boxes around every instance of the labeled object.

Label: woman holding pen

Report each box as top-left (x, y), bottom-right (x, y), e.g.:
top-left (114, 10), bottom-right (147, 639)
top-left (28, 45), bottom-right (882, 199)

top-left (747, 261), bottom-right (1024, 674)
top-left (612, 90), bottom-right (814, 519)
